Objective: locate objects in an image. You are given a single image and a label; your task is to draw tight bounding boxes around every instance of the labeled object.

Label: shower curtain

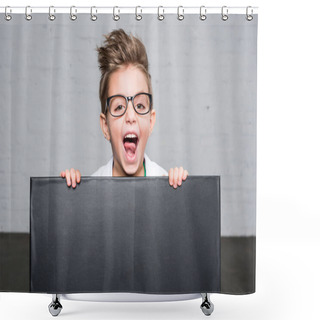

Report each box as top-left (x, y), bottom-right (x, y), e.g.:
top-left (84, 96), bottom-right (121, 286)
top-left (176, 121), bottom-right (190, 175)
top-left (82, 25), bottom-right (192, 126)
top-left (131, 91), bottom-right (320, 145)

top-left (0, 7), bottom-right (257, 296)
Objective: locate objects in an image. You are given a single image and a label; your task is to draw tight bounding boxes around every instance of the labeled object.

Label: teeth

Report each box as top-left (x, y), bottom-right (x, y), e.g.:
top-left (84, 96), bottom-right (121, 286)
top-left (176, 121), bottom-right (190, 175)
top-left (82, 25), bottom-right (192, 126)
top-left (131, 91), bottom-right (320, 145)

top-left (125, 134), bottom-right (137, 139)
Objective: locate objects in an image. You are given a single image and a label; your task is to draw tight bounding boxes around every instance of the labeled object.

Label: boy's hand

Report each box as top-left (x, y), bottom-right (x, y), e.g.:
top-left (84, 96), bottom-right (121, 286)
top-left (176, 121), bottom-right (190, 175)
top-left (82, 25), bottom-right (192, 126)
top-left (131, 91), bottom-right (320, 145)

top-left (60, 168), bottom-right (81, 189)
top-left (168, 167), bottom-right (188, 189)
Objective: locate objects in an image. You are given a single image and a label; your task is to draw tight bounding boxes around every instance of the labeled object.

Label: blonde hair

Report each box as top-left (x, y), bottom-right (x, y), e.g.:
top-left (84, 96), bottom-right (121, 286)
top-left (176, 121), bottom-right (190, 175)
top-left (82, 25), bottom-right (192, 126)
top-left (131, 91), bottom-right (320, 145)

top-left (96, 29), bottom-right (153, 114)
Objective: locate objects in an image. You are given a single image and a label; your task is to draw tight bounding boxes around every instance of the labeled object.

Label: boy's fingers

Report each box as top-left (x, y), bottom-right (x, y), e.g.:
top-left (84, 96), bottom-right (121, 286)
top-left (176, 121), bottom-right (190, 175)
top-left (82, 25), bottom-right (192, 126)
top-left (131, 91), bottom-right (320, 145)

top-left (76, 170), bottom-right (81, 184)
top-left (173, 167), bottom-right (179, 188)
top-left (70, 168), bottom-right (76, 188)
top-left (62, 168), bottom-right (80, 188)
top-left (65, 169), bottom-right (71, 187)
top-left (169, 168), bottom-right (174, 186)
top-left (182, 170), bottom-right (188, 181)
top-left (178, 167), bottom-right (184, 186)
top-left (169, 167), bottom-right (188, 188)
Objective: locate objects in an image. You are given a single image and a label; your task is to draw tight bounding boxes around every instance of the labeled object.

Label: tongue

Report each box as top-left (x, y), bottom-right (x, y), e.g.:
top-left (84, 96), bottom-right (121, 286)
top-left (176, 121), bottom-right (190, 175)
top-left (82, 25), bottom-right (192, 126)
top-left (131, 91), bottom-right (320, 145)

top-left (124, 142), bottom-right (137, 156)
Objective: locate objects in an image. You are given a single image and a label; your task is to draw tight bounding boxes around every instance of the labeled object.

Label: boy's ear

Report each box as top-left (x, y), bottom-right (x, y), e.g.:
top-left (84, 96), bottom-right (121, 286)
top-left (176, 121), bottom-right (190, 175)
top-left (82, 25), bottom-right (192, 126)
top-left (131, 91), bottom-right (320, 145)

top-left (100, 113), bottom-right (111, 141)
top-left (149, 109), bottom-right (156, 136)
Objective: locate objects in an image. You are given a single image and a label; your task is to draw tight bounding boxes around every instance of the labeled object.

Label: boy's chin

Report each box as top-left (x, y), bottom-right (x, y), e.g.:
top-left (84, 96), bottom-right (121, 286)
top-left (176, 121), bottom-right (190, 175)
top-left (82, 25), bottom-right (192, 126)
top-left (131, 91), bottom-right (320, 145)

top-left (121, 151), bottom-right (143, 176)
top-left (121, 161), bottom-right (141, 176)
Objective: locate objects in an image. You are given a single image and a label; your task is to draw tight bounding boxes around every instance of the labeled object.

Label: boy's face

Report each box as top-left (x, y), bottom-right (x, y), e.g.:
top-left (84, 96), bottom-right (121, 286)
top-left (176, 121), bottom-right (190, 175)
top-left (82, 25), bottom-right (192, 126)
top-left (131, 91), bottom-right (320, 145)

top-left (100, 64), bottom-right (156, 176)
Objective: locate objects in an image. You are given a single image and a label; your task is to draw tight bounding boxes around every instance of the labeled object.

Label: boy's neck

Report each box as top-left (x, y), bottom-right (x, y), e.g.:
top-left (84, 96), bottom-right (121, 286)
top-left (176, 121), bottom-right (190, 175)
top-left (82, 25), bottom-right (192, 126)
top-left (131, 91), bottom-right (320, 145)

top-left (112, 159), bottom-right (145, 177)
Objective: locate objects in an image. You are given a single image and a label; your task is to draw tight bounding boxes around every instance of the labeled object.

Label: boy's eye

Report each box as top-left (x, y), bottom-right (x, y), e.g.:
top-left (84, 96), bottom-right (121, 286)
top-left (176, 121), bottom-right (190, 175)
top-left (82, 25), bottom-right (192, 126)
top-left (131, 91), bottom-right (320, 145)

top-left (115, 104), bottom-right (125, 111)
top-left (135, 104), bottom-right (146, 110)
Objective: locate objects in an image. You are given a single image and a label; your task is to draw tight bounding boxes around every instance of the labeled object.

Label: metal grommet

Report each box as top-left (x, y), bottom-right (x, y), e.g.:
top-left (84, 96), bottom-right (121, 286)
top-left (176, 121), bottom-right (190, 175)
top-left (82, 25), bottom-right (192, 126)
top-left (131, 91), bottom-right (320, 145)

top-left (221, 6), bottom-right (228, 21)
top-left (177, 6), bottom-right (184, 21)
top-left (113, 6), bottom-right (120, 21)
top-left (70, 6), bottom-right (77, 21)
top-left (135, 6), bottom-right (142, 21)
top-left (200, 6), bottom-right (207, 21)
top-left (25, 6), bottom-right (32, 21)
top-left (49, 6), bottom-right (56, 21)
top-left (5, 6), bottom-right (12, 21)
top-left (246, 6), bottom-right (253, 21)
top-left (158, 6), bottom-right (164, 21)
top-left (90, 6), bottom-right (97, 21)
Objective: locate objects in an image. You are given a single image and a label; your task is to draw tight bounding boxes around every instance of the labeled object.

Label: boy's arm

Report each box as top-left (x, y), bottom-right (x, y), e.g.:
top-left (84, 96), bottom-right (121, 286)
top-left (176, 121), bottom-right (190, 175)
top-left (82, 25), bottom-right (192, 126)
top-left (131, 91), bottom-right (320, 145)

top-left (168, 167), bottom-right (188, 189)
top-left (60, 168), bottom-right (81, 188)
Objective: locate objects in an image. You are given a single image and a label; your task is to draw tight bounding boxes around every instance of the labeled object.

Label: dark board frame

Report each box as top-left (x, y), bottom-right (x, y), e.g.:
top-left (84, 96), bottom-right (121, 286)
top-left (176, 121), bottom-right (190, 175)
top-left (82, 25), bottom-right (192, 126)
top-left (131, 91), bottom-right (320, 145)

top-left (30, 176), bottom-right (220, 294)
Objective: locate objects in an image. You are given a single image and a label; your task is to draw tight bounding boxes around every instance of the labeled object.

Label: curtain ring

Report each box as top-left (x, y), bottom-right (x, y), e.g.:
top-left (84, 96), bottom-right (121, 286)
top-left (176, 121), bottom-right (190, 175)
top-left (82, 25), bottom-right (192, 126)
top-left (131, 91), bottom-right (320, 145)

top-left (90, 6), bottom-right (97, 21)
top-left (113, 6), bottom-right (120, 21)
top-left (135, 6), bottom-right (142, 21)
top-left (49, 6), bottom-right (56, 21)
top-left (5, 6), bottom-right (12, 21)
top-left (177, 6), bottom-right (184, 21)
top-left (25, 6), bottom-right (32, 21)
top-left (200, 6), bottom-right (207, 21)
top-left (246, 6), bottom-right (253, 21)
top-left (221, 6), bottom-right (228, 21)
top-left (70, 6), bottom-right (77, 21)
top-left (158, 6), bottom-right (164, 21)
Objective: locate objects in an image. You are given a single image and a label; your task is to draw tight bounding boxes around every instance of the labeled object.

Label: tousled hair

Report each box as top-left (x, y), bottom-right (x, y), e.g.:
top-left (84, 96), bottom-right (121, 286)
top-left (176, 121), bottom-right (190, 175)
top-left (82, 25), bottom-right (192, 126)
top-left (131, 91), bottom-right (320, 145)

top-left (96, 29), bottom-right (153, 114)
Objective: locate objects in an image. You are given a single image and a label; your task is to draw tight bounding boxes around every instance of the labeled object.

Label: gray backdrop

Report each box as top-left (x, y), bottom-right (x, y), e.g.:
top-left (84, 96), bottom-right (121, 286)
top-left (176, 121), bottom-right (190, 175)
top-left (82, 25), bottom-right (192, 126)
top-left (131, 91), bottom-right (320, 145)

top-left (0, 13), bottom-right (257, 235)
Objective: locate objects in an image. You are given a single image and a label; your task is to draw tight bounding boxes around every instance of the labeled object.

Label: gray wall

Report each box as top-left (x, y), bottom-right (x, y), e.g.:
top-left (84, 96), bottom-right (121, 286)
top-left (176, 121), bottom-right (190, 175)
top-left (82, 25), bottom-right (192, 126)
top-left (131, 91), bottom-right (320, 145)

top-left (0, 13), bottom-right (257, 235)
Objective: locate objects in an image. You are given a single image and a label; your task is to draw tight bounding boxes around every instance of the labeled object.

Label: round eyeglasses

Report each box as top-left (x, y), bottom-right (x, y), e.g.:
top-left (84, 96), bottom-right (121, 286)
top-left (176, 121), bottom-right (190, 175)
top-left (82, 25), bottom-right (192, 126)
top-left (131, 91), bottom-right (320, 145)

top-left (106, 93), bottom-right (152, 117)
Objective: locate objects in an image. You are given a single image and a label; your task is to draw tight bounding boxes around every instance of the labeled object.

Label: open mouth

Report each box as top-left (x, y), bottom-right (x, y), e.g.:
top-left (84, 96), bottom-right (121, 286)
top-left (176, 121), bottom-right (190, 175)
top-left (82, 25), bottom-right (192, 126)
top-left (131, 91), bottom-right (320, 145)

top-left (123, 133), bottom-right (139, 161)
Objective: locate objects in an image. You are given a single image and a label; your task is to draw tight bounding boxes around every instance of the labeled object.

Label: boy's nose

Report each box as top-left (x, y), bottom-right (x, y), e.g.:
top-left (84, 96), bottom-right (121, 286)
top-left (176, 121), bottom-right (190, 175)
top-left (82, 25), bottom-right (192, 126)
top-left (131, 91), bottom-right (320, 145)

top-left (125, 100), bottom-right (137, 123)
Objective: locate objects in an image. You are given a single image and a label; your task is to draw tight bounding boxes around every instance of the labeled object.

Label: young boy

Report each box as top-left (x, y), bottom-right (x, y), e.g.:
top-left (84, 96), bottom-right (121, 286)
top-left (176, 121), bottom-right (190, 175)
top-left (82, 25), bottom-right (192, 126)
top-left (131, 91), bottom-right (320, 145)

top-left (59, 29), bottom-right (200, 302)
top-left (61, 29), bottom-right (188, 188)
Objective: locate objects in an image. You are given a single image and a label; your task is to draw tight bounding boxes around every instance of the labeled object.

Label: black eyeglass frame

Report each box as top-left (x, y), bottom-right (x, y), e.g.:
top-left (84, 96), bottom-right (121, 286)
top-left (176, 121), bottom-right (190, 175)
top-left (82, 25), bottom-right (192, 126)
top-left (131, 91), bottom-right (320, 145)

top-left (105, 92), bottom-right (152, 117)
